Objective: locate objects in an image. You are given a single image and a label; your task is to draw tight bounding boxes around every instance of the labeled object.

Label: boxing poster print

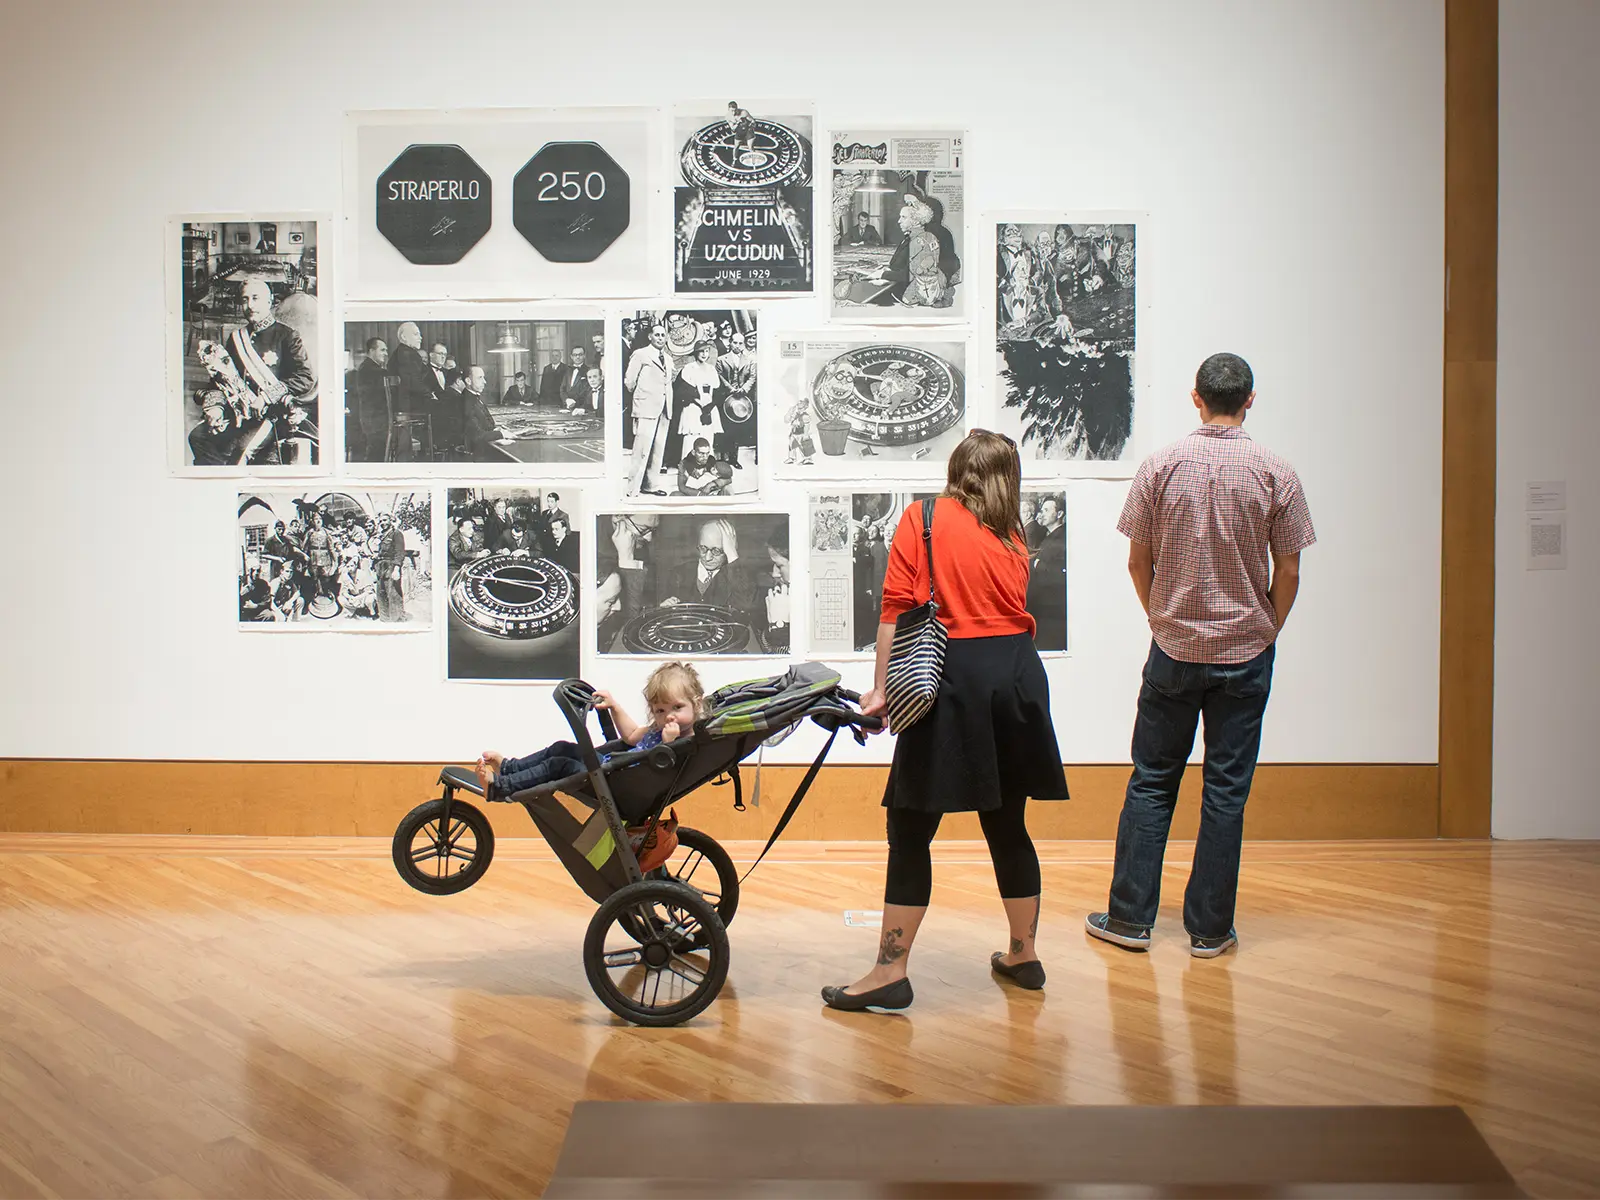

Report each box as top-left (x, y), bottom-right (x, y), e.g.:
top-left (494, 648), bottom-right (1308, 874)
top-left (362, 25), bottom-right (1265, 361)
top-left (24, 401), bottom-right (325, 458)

top-left (672, 101), bottom-right (814, 296)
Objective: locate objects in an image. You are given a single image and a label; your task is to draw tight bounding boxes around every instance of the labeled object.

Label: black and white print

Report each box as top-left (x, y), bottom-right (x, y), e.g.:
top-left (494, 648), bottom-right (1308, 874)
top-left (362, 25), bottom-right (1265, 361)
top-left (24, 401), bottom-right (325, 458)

top-left (346, 108), bottom-right (656, 300)
top-left (618, 310), bottom-right (758, 498)
top-left (1019, 489), bottom-right (1069, 652)
top-left (445, 487), bottom-right (582, 682)
top-left (237, 490), bottom-right (431, 629)
top-left (342, 311), bottom-right (604, 473)
top-left (173, 217), bottom-right (327, 474)
top-left (674, 101), bottom-right (814, 295)
top-left (596, 512), bottom-right (790, 657)
top-left (808, 490), bottom-right (1066, 654)
top-left (994, 217), bottom-right (1138, 466)
top-left (771, 333), bottom-right (967, 478)
top-left (830, 130), bottom-right (964, 321)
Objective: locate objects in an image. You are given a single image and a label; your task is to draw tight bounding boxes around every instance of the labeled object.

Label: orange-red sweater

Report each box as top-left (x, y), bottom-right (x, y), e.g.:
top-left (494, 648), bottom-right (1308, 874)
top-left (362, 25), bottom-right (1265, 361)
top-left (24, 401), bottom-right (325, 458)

top-left (879, 497), bottom-right (1035, 639)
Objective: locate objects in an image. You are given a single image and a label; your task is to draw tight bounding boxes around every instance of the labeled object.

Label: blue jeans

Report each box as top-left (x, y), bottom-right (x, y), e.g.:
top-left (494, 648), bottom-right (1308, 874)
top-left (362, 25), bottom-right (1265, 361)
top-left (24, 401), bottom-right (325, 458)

top-left (1108, 641), bottom-right (1275, 940)
top-left (494, 740), bottom-right (587, 799)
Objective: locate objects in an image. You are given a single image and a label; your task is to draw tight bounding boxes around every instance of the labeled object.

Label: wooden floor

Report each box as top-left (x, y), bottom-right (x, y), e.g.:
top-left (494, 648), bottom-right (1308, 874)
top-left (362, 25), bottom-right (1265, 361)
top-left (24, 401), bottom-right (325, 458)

top-left (0, 836), bottom-right (1596, 1199)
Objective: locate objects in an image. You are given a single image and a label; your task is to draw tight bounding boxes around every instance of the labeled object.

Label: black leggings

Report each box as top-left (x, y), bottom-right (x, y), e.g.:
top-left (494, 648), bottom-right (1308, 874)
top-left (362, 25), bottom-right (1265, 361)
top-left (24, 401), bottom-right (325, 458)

top-left (884, 796), bottom-right (1041, 907)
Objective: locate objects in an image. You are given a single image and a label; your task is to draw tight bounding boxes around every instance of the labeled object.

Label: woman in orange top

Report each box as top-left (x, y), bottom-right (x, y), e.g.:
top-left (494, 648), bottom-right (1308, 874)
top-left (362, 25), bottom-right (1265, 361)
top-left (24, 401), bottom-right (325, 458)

top-left (823, 431), bottom-right (1070, 1012)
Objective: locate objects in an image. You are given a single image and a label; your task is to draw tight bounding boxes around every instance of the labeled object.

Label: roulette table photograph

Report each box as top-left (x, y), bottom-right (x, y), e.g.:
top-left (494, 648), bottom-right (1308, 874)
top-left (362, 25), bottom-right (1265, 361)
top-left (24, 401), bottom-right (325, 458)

top-left (615, 603), bottom-right (759, 656)
top-left (489, 406), bottom-right (604, 465)
top-left (447, 553), bottom-right (580, 681)
top-left (595, 511), bottom-right (790, 657)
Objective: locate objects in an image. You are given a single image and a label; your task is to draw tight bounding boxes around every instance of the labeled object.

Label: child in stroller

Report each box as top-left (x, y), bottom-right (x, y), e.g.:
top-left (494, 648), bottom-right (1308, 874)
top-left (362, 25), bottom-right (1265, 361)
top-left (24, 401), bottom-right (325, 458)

top-left (475, 661), bottom-right (704, 873)
top-left (393, 663), bottom-right (881, 1025)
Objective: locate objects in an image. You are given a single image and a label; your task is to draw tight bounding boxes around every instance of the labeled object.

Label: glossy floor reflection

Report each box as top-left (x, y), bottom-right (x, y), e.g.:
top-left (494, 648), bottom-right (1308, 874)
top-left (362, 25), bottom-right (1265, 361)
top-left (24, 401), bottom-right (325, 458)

top-left (0, 837), bottom-right (1595, 1197)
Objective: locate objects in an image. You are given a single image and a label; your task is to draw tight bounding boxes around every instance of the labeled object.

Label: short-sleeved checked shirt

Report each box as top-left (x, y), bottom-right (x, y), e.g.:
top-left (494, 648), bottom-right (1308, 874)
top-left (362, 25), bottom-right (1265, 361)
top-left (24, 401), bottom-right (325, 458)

top-left (1118, 424), bottom-right (1316, 664)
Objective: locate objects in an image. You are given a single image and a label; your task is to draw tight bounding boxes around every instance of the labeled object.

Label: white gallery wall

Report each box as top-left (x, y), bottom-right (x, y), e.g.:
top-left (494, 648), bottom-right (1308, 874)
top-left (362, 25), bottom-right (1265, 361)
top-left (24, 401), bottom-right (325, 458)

top-left (1494, 1), bottom-right (1600, 838)
top-left (0, 0), bottom-right (1444, 766)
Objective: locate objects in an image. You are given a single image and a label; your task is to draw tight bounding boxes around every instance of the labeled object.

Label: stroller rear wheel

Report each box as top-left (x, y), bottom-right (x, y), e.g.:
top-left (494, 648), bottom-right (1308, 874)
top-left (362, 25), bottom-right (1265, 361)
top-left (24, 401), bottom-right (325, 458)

top-left (621, 826), bottom-right (740, 949)
top-left (392, 798), bottom-right (495, 895)
top-left (584, 879), bottom-right (729, 1026)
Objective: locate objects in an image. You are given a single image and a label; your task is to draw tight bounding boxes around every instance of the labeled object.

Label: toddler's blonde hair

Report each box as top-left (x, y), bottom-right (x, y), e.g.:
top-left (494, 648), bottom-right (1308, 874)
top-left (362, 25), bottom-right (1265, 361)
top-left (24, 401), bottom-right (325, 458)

top-left (643, 661), bottom-right (708, 717)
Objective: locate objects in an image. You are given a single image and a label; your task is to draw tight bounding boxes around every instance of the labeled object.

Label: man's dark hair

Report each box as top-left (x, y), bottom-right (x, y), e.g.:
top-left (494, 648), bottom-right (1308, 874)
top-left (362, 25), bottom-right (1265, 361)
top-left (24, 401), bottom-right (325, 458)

top-left (515, 371), bottom-right (526, 380)
top-left (1195, 353), bottom-right (1254, 415)
top-left (365, 337), bottom-right (384, 353)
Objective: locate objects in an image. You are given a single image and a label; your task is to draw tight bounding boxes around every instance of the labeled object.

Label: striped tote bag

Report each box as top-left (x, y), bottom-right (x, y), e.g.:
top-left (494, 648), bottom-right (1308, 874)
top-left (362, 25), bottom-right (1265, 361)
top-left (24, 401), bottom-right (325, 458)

top-left (884, 499), bottom-right (948, 734)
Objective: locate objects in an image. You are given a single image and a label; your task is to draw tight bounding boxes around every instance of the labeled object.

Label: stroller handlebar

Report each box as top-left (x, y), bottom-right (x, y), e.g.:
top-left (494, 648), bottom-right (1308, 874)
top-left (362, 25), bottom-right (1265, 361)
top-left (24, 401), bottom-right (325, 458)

top-left (553, 679), bottom-right (619, 761)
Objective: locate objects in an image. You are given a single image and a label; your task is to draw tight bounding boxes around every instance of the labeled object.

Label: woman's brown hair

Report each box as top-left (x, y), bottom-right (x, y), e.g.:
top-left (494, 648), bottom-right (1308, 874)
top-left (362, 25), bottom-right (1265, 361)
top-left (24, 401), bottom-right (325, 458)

top-left (944, 429), bottom-right (1027, 553)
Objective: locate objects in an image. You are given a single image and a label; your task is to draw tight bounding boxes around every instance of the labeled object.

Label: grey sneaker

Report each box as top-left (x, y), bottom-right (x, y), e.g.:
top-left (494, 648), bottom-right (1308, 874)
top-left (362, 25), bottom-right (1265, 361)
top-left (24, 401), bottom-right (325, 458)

top-left (1189, 929), bottom-right (1238, 958)
top-left (1085, 912), bottom-right (1151, 951)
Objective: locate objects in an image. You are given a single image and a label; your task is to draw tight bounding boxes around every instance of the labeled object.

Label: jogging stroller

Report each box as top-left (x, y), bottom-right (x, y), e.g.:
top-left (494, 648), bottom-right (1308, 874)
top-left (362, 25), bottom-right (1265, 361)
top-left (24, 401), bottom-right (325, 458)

top-left (391, 663), bottom-right (881, 1026)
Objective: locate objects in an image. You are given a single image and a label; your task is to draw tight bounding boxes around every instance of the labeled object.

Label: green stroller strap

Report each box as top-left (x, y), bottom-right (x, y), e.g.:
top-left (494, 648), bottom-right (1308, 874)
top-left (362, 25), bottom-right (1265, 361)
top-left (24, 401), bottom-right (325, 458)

top-left (738, 726), bottom-right (840, 884)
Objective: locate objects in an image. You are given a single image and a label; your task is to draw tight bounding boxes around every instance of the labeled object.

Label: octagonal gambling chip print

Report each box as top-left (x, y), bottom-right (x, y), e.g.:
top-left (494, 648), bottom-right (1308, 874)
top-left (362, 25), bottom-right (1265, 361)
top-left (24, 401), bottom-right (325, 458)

top-left (514, 142), bottom-right (631, 264)
top-left (376, 144), bottom-right (492, 266)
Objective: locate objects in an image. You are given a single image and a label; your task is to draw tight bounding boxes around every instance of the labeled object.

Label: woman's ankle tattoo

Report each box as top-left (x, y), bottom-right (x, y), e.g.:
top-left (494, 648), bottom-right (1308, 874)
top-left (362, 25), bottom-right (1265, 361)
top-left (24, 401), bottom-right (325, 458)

top-left (877, 926), bottom-right (908, 966)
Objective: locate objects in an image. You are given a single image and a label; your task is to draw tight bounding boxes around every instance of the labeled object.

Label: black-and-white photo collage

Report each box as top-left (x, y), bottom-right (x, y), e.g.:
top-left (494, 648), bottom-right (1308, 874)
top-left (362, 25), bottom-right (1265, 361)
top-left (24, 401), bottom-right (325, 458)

top-left (175, 107), bottom-right (1126, 678)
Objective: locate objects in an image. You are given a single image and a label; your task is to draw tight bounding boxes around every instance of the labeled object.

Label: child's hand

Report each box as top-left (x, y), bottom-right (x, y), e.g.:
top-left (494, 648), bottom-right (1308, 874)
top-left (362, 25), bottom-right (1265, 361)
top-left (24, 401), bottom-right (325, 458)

top-left (660, 719), bottom-right (681, 743)
top-left (593, 689), bottom-right (615, 710)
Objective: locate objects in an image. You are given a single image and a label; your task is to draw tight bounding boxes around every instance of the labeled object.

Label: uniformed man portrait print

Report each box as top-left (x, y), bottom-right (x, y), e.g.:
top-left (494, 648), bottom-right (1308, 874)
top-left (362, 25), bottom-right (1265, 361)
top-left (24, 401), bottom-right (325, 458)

top-left (237, 490), bottom-right (431, 629)
top-left (619, 309), bottom-right (758, 498)
top-left (342, 313), bottom-right (604, 470)
top-left (772, 333), bottom-right (967, 478)
top-left (830, 130), bottom-right (965, 321)
top-left (176, 218), bottom-right (323, 472)
top-left (673, 101), bottom-right (814, 295)
top-left (994, 218), bottom-right (1138, 464)
top-left (445, 486), bottom-right (581, 682)
top-left (596, 511), bottom-right (790, 657)
top-left (808, 490), bottom-right (1066, 654)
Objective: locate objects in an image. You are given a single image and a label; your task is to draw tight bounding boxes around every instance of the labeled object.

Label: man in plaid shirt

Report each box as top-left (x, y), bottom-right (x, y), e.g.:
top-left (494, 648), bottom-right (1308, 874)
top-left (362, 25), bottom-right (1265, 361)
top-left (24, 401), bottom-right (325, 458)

top-left (1087, 353), bottom-right (1315, 958)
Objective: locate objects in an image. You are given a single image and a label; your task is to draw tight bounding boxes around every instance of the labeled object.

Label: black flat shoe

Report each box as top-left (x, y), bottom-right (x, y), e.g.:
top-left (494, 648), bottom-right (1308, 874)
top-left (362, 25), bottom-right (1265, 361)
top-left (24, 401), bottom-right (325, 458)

top-left (820, 978), bottom-right (913, 1011)
top-left (991, 952), bottom-right (1046, 990)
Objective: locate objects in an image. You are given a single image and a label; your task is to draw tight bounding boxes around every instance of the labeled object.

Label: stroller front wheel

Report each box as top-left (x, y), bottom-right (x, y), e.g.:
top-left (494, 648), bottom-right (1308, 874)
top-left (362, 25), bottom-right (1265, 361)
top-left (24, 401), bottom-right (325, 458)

top-left (392, 798), bottom-right (495, 895)
top-left (584, 879), bottom-right (729, 1026)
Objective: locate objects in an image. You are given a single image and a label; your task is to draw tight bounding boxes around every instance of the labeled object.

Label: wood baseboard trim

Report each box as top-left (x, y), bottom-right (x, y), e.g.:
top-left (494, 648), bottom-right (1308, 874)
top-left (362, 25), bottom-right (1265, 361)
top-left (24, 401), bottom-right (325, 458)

top-left (0, 761), bottom-right (1439, 840)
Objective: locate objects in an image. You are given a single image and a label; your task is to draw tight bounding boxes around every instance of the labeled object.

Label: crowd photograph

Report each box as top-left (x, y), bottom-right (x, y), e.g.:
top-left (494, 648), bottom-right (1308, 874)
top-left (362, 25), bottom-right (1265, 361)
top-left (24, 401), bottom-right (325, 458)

top-left (994, 220), bottom-right (1137, 462)
top-left (618, 310), bottom-right (759, 498)
top-left (343, 317), bottom-right (604, 467)
top-left (179, 219), bottom-right (320, 469)
top-left (445, 487), bottom-right (581, 681)
top-left (596, 511), bottom-right (790, 656)
top-left (236, 490), bottom-right (430, 627)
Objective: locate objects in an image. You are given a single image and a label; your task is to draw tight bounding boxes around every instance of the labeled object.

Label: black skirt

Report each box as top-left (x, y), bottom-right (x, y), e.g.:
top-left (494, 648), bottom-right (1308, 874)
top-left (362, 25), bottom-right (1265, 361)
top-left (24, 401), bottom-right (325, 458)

top-left (883, 632), bottom-right (1069, 813)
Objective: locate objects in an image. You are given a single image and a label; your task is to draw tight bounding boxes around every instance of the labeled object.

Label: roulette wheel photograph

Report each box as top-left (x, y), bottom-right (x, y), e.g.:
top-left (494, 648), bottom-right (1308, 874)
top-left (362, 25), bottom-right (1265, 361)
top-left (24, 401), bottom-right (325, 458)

top-left (447, 553), bottom-right (580, 681)
top-left (444, 486), bottom-right (582, 681)
top-left (680, 117), bottom-right (812, 194)
top-left (804, 341), bottom-right (966, 461)
top-left (619, 603), bottom-right (756, 656)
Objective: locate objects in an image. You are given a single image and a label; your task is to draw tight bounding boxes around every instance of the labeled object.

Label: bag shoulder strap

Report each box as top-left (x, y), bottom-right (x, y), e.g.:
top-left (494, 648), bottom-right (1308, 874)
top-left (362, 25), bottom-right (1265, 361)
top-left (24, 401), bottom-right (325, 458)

top-left (920, 497), bottom-right (938, 605)
top-left (739, 726), bottom-right (839, 882)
